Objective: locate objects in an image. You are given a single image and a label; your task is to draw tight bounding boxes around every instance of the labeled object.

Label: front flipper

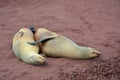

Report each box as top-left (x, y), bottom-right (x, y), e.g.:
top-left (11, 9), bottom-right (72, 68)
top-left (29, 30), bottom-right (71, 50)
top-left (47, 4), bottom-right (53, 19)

top-left (27, 36), bottom-right (56, 45)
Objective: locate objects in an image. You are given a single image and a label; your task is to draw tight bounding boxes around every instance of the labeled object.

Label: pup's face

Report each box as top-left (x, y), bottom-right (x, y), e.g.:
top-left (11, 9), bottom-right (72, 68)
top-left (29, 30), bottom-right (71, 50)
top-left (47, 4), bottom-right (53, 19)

top-left (13, 28), bottom-right (33, 40)
top-left (18, 28), bottom-right (33, 37)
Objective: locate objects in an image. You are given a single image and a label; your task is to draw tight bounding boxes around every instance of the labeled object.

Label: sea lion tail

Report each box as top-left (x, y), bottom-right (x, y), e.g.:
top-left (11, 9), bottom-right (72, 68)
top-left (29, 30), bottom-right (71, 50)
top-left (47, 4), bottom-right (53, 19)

top-left (27, 36), bottom-right (56, 45)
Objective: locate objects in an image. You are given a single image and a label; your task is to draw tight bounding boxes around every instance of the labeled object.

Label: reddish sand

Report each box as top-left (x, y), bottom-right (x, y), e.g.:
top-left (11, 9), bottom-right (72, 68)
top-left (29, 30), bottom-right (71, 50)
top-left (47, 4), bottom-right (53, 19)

top-left (0, 0), bottom-right (120, 80)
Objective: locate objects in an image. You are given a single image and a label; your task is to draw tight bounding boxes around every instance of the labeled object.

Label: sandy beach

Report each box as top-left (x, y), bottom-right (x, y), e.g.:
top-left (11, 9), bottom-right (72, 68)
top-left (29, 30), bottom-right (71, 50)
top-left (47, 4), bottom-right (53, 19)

top-left (0, 0), bottom-right (120, 80)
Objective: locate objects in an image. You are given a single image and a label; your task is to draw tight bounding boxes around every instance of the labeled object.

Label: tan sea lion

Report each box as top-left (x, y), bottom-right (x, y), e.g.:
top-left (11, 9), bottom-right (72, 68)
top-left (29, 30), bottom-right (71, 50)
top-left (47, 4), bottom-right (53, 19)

top-left (12, 27), bottom-right (46, 65)
top-left (28, 28), bottom-right (101, 59)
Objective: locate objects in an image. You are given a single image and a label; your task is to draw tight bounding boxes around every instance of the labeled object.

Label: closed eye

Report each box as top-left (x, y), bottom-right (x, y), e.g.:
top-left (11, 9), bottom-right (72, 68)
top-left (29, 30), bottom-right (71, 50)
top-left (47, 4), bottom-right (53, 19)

top-left (16, 31), bottom-right (24, 38)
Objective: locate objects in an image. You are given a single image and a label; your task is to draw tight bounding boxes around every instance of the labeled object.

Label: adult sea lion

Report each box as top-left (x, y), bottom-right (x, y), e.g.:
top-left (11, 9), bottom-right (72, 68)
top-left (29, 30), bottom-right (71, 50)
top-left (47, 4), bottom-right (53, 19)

top-left (28, 28), bottom-right (101, 59)
top-left (12, 28), bottom-right (46, 65)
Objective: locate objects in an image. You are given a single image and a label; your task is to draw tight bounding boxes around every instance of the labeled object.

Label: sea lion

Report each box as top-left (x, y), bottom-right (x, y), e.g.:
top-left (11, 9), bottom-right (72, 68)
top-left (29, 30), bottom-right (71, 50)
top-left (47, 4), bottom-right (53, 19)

top-left (12, 28), bottom-right (46, 65)
top-left (28, 28), bottom-right (101, 59)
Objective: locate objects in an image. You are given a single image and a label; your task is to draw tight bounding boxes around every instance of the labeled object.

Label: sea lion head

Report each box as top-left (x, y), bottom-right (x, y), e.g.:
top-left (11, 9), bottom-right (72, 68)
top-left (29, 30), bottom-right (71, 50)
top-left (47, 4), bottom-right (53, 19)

top-left (29, 54), bottom-right (46, 65)
top-left (13, 28), bottom-right (34, 41)
top-left (35, 28), bottom-right (58, 40)
top-left (18, 28), bottom-right (33, 36)
top-left (27, 28), bottom-right (57, 45)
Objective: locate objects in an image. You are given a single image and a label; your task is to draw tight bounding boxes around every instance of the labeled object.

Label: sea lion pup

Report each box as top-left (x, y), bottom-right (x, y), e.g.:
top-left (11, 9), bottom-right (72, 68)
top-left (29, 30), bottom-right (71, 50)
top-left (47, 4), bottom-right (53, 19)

top-left (28, 28), bottom-right (101, 59)
top-left (12, 28), bottom-right (46, 65)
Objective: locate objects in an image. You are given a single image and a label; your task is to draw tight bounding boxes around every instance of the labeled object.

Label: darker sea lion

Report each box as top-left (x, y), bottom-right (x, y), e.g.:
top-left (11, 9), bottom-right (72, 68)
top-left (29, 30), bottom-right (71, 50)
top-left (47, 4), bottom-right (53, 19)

top-left (28, 28), bottom-right (101, 59)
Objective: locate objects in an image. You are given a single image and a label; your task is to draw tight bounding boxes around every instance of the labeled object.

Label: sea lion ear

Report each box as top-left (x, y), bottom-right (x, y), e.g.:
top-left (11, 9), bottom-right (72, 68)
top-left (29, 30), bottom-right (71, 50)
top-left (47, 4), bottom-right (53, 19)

top-left (16, 31), bottom-right (24, 38)
top-left (27, 36), bottom-right (56, 45)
